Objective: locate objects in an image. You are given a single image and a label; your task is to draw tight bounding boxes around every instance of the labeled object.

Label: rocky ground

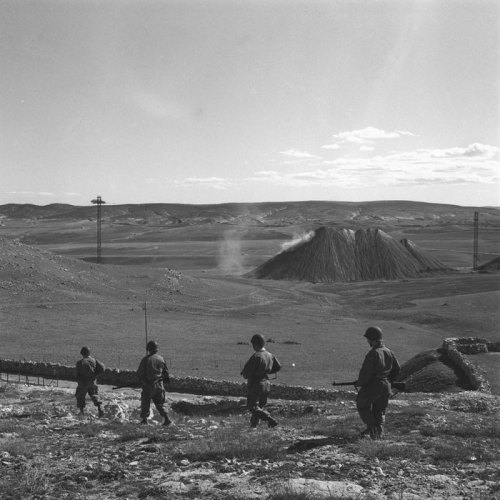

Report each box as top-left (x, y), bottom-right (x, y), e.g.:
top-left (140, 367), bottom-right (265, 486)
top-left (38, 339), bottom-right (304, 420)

top-left (1, 382), bottom-right (499, 499)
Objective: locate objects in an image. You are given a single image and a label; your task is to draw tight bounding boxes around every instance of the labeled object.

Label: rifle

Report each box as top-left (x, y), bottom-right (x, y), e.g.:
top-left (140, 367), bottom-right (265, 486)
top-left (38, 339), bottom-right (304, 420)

top-left (112, 382), bottom-right (141, 390)
top-left (332, 380), bottom-right (406, 391)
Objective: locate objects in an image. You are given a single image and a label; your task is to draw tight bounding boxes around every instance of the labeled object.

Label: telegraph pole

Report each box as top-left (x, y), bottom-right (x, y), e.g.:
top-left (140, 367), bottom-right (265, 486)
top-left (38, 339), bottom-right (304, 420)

top-left (473, 211), bottom-right (479, 271)
top-left (91, 195), bottom-right (106, 263)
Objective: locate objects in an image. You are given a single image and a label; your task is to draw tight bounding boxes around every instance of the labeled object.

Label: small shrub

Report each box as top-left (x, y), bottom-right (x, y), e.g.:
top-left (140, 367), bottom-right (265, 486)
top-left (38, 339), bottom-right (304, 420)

top-left (267, 481), bottom-right (364, 500)
top-left (0, 420), bottom-right (20, 433)
top-left (392, 405), bottom-right (429, 429)
top-left (114, 424), bottom-right (153, 443)
top-left (174, 425), bottom-right (283, 461)
top-left (420, 414), bottom-right (500, 439)
top-left (1, 438), bottom-right (37, 458)
top-left (78, 423), bottom-right (104, 438)
top-left (427, 439), bottom-right (497, 463)
top-left (1, 460), bottom-right (51, 498)
top-left (351, 439), bottom-right (423, 460)
top-left (446, 395), bottom-right (497, 414)
top-left (309, 415), bottom-right (359, 441)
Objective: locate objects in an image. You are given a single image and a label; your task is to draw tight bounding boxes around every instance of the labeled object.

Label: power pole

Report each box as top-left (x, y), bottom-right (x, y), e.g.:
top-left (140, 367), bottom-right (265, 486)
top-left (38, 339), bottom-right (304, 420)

top-left (473, 211), bottom-right (479, 271)
top-left (91, 195), bottom-right (106, 263)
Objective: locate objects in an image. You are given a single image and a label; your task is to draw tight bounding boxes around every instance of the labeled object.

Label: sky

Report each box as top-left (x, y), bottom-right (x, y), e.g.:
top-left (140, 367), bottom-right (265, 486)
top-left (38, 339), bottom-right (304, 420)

top-left (0, 0), bottom-right (499, 207)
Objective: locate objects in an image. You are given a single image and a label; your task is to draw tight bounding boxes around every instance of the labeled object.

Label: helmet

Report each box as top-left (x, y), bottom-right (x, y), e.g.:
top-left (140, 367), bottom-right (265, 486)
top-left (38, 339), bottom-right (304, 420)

top-left (364, 326), bottom-right (383, 341)
top-left (80, 346), bottom-right (90, 356)
top-left (146, 340), bottom-right (159, 353)
top-left (250, 334), bottom-right (265, 348)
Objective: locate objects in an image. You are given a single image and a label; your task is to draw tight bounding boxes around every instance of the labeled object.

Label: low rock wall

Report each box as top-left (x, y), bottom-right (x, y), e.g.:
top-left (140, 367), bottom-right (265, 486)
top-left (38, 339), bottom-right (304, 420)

top-left (0, 359), bottom-right (353, 402)
top-left (441, 338), bottom-right (491, 392)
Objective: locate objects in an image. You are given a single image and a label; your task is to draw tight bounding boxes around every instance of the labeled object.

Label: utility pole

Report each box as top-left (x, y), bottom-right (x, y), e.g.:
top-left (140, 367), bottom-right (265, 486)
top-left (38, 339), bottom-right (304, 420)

top-left (143, 302), bottom-right (148, 354)
top-left (91, 195), bottom-right (106, 263)
top-left (473, 211), bottom-right (479, 271)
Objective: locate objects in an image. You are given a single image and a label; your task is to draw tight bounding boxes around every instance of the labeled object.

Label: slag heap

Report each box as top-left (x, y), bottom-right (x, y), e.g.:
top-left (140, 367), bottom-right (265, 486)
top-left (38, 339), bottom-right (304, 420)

top-left (247, 227), bottom-right (451, 283)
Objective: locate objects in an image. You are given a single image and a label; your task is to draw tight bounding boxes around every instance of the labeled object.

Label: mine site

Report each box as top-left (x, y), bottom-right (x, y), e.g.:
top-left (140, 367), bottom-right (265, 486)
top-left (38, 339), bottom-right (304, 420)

top-left (0, 200), bottom-right (499, 499)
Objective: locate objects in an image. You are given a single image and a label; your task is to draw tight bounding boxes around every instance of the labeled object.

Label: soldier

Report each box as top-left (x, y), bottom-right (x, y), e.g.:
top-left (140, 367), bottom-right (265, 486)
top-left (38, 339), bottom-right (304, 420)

top-left (241, 334), bottom-right (281, 429)
top-left (355, 326), bottom-right (400, 439)
top-left (75, 346), bottom-right (105, 417)
top-left (137, 340), bottom-right (172, 426)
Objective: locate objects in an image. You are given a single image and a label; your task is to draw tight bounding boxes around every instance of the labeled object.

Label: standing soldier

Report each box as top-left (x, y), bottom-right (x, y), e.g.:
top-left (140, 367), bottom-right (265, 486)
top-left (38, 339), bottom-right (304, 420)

top-left (355, 326), bottom-right (400, 439)
top-left (137, 340), bottom-right (172, 426)
top-left (75, 346), bottom-right (105, 417)
top-left (241, 334), bottom-right (281, 429)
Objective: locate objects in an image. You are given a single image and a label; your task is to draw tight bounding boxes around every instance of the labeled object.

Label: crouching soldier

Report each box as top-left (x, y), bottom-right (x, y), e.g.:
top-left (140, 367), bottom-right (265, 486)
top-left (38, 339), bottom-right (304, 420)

top-left (241, 334), bottom-right (281, 429)
top-left (355, 326), bottom-right (400, 439)
top-left (137, 340), bottom-right (172, 426)
top-left (75, 346), bottom-right (105, 417)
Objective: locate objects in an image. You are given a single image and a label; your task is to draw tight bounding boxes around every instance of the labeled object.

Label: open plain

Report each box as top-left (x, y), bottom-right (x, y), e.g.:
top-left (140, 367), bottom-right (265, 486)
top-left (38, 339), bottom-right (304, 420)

top-left (0, 200), bottom-right (498, 389)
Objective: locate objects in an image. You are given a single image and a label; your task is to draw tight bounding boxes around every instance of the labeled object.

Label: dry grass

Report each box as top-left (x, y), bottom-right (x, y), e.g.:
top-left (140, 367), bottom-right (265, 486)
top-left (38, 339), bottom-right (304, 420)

top-left (174, 423), bottom-right (285, 461)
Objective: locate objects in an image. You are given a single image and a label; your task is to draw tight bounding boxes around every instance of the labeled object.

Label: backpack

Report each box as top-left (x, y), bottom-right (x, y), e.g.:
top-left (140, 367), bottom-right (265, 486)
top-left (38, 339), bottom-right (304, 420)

top-left (270, 356), bottom-right (282, 374)
top-left (95, 359), bottom-right (105, 376)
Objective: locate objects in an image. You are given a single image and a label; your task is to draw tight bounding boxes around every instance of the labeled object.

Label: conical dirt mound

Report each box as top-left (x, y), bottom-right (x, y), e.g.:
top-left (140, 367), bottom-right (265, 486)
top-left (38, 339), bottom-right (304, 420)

top-left (247, 227), bottom-right (452, 283)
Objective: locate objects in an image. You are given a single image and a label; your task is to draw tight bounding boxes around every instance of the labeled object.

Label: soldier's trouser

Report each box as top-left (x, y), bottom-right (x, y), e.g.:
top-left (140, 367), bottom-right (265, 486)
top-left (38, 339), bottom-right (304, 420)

top-left (141, 385), bottom-right (169, 420)
top-left (247, 380), bottom-right (275, 427)
top-left (76, 383), bottom-right (101, 410)
top-left (356, 379), bottom-right (391, 436)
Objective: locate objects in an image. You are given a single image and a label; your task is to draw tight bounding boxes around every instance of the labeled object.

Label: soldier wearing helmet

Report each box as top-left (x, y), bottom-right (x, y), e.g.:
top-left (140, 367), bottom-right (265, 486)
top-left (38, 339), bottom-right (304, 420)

top-left (355, 326), bottom-right (400, 439)
top-left (75, 346), bottom-right (105, 418)
top-left (136, 340), bottom-right (172, 425)
top-left (240, 334), bottom-right (281, 429)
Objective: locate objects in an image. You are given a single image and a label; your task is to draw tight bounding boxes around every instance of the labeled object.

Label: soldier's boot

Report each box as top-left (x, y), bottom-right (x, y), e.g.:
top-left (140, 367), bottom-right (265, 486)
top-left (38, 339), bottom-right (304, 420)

top-left (267, 417), bottom-right (278, 428)
top-left (359, 428), bottom-right (371, 438)
top-left (369, 427), bottom-right (381, 440)
top-left (250, 413), bottom-right (259, 428)
top-left (97, 405), bottom-right (104, 418)
top-left (78, 408), bottom-right (85, 416)
top-left (159, 410), bottom-right (172, 426)
top-left (141, 418), bottom-right (148, 425)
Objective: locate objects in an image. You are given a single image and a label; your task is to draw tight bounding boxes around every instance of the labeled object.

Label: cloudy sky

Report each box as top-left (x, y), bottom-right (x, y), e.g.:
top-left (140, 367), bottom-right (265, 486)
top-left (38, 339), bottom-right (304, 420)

top-left (1, 0), bottom-right (498, 207)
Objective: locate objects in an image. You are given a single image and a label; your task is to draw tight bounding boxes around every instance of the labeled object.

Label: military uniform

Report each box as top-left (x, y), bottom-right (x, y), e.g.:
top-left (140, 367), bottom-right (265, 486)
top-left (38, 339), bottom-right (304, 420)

top-left (356, 341), bottom-right (400, 439)
top-left (75, 354), bottom-right (104, 416)
top-left (137, 350), bottom-right (171, 425)
top-left (241, 347), bottom-right (281, 428)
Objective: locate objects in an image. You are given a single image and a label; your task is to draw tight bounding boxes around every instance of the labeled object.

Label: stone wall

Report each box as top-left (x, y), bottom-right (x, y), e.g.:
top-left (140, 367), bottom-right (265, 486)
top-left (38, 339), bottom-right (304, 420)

top-left (0, 359), bottom-right (353, 402)
top-left (440, 338), bottom-right (491, 393)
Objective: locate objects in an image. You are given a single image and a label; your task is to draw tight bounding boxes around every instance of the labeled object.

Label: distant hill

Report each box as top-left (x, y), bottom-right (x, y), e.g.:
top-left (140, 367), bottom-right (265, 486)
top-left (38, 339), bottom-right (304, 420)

top-left (246, 227), bottom-right (452, 283)
top-left (1, 200), bottom-right (499, 229)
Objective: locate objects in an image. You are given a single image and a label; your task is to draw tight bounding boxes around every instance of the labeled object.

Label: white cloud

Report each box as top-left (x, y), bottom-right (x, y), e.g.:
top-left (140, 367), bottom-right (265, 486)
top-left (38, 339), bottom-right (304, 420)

top-left (322, 127), bottom-right (416, 150)
top-left (257, 143), bottom-right (500, 189)
top-left (321, 143), bottom-right (340, 151)
top-left (174, 177), bottom-right (235, 190)
top-left (176, 144), bottom-right (499, 194)
top-left (279, 149), bottom-right (321, 160)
